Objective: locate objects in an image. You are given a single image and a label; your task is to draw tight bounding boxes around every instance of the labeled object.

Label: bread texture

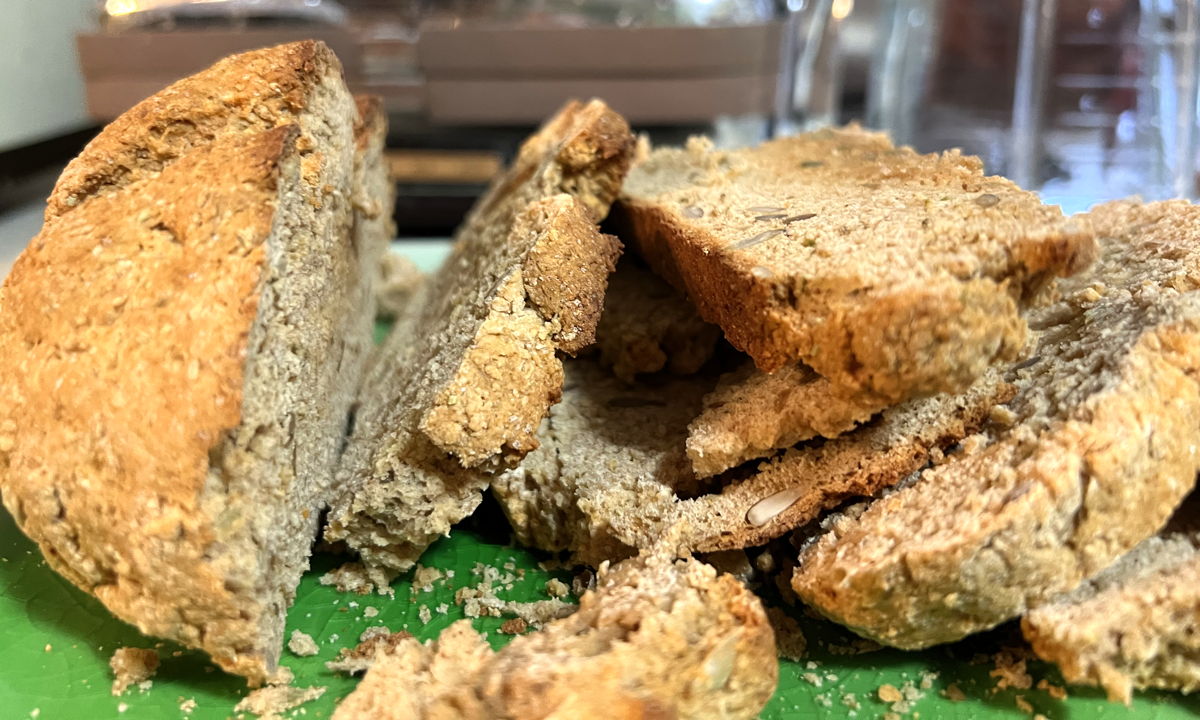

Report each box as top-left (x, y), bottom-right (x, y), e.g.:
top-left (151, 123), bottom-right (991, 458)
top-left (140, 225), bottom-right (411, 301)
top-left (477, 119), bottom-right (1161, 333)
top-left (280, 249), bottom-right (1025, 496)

top-left (594, 259), bottom-right (721, 383)
top-left (1022, 501), bottom-right (1200, 703)
top-left (331, 555), bottom-right (777, 720)
top-left (493, 359), bottom-right (1009, 564)
top-left (326, 100), bottom-right (634, 586)
top-left (0, 42), bottom-right (371, 684)
top-left (616, 130), bottom-right (1096, 402)
top-left (791, 200), bottom-right (1200, 649)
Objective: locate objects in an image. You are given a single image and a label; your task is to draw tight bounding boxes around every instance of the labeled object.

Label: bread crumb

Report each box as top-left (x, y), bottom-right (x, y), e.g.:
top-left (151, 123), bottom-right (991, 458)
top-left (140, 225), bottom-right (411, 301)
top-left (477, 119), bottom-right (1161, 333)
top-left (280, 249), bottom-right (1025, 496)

top-left (499, 618), bottom-right (528, 634)
top-left (942, 683), bottom-right (967, 702)
top-left (418, 605), bottom-right (432, 624)
top-left (436, 603), bottom-right (449, 615)
top-left (29, 710), bottom-right (39, 719)
top-left (179, 697), bottom-right (196, 714)
top-left (1036, 678), bottom-right (1067, 700)
top-left (878, 684), bottom-right (903, 703)
top-left (320, 561), bottom-right (388, 596)
top-left (990, 650), bottom-right (1033, 691)
top-left (412, 565), bottom-right (443, 591)
top-left (919, 671), bottom-right (938, 690)
top-left (545, 578), bottom-right (569, 598)
top-left (287, 630), bottom-right (319, 658)
top-left (110, 647), bottom-right (159, 696)
top-left (363, 606), bottom-right (379, 618)
top-left (883, 713), bottom-right (900, 720)
top-left (802, 672), bottom-right (823, 687)
top-left (360, 626), bottom-right (392, 643)
top-left (841, 692), bottom-right (860, 711)
top-left (267, 666), bottom-right (294, 687)
top-left (43, 644), bottom-right (52, 652)
top-left (765, 607), bottom-right (807, 661)
top-left (234, 685), bottom-right (325, 718)
top-left (326, 631), bottom-right (414, 675)
top-left (1015, 695), bottom-right (1034, 714)
top-left (814, 692), bottom-right (833, 708)
top-left (116, 703), bottom-right (128, 714)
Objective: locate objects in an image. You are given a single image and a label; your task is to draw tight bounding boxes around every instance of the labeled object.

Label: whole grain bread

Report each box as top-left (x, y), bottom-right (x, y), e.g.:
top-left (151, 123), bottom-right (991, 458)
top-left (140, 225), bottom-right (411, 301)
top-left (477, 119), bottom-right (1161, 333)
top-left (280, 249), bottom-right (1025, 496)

top-left (593, 259), bottom-right (721, 383)
top-left (331, 554), bottom-right (777, 720)
top-left (615, 130), bottom-right (1096, 403)
top-left (1022, 498), bottom-right (1200, 704)
top-left (492, 358), bottom-right (1009, 565)
top-left (325, 100), bottom-right (634, 586)
top-left (791, 200), bottom-right (1200, 649)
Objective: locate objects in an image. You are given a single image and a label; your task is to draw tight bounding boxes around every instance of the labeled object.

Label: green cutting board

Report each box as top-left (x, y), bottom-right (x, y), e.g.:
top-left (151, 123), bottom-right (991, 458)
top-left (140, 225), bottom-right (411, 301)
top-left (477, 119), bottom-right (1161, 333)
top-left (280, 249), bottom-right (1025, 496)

top-left (1, 504), bottom-right (1196, 719)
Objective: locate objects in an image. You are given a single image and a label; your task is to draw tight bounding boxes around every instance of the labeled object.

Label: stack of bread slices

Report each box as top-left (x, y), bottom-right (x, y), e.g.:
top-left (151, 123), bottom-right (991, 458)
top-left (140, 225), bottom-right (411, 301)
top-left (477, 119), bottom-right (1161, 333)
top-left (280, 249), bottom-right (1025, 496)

top-left (2, 41), bottom-right (1198, 717)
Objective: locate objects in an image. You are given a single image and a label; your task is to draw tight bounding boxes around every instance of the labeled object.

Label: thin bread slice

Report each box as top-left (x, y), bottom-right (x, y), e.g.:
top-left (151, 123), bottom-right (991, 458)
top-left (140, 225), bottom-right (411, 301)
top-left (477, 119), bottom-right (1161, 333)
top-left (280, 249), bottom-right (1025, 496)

top-left (326, 100), bottom-right (634, 586)
top-left (0, 123), bottom-right (362, 684)
top-left (687, 362), bottom-right (888, 477)
top-left (791, 200), bottom-right (1200, 649)
top-left (616, 129), bottom-right (1096, 402)
top-left (331, 555), bottom-right (777, 720)
top-left (46, 41), bottom-right (349, 221)
top-left (594, 259), bottom-right (722, 383)
top-left (493, 358), bottom-right (1010, 565)
top-left (1022, 501), bottom-right (1200, 704)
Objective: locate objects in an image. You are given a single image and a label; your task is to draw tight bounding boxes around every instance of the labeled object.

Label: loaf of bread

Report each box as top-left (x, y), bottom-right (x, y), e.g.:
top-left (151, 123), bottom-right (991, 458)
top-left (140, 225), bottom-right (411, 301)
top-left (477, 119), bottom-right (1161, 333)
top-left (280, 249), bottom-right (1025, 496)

top-left (1022, 498), bottom-right (1200, 703)
top-left (0, 42), bottom-right (385, 684)
top-left (616, 130), bottom-right (1096, 404)
top-left (325, 100), bottom-right (635, 586)
top-left (792, 200), bottom-right (1200, 649)
top-left (331, 554), bottom-right (777, 719)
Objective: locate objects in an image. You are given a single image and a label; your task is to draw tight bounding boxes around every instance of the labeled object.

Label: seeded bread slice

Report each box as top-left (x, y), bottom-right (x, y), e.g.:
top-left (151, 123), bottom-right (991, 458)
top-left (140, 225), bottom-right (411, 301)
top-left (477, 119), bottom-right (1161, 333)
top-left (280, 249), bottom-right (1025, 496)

top-left (331, 555), bottom-right (777, 720)
top-left (594, 259), bottom-right (722, 383)
top-left (493, 358), bottom-right (1009, 565)
top-left (1022, 502), bottom-right (1200, 703)
top-left (791, 200), bottom-right (1200, 649)
top-left (0, 122), bottom-right (361, 684)
top-left (616, 130), bottom-right (1096, 402)
top-left (326, 101), bottom-right (634, 586)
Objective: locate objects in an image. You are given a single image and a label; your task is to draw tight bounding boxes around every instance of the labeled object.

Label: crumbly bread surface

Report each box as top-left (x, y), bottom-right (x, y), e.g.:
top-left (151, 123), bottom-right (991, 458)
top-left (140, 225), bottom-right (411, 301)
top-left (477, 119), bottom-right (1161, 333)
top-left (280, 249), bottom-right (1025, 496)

top-left (1022, 503), bottom-right (1200, 703)
top-left (110, 647), bottom-right (160, 696)
top-left (327, 100), bottom-right (634, 585)
top-left (493, 359), bottom-right (1008, 563)
top-left (617, 129), bottom-right (1096, 402)
top-left (594, 259), bottom-right (721, 383)
top-left (332, 555), bottom-right (777, 720)
top-left (792, 200), bottom-right (1200, 649)
top-left (687, 362), bottom-right (887, 477)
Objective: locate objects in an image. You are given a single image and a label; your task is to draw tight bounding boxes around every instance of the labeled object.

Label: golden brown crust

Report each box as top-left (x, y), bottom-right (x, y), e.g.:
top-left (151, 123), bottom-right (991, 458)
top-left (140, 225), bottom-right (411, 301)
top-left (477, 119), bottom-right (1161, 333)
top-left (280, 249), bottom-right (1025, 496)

top-left (46, 40), bottom-right (341, 220)
top-left (332, 555), bottom-right (777, 720)
top-left (792, 200), bottom-right (1200, 649)
top-left (0, 127), bottom-right (294, 680)
top-left (616, 129), bottom-right (1096, 402)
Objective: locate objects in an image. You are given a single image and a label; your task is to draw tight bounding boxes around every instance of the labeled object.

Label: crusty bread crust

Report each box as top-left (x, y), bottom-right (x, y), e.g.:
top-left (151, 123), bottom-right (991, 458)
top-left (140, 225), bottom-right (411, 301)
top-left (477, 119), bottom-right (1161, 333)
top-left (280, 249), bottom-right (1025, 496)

top-left (331, 555), bottom-right (777, 720)
top-left (616, 129), bottom-right (1096, 403)
top-left (45, 41), bottom-right (341, 220)
top-left (792, 200), bottom-right (1200, 649)
top-left (0, 127), bottom-right (295, 679)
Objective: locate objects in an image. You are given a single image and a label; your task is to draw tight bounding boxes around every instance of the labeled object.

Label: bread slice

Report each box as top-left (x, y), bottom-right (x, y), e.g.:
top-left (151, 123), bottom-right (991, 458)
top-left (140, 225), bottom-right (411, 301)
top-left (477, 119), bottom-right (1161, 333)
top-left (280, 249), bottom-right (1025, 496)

top-left (325, 100), bottom-right (634, 586)
top-left (0, 120), bottom-right (365, 684)
top-left (791, 200), bottom-right (1200, 649)
top-left (331, 555), bottom-right (777, 720)
top-left (46, 41), bottom-right (350, 222)
top-left (594, 259), bottom-right (721, 383)
top-left (493, 358), bottom-right (1009, 564)
top-left (687, 362), bottom-right (888, 477)
top-left (615, 130), bottom-right (1096, 402)
top-left (1022, 501), bottom-right (1200, 703)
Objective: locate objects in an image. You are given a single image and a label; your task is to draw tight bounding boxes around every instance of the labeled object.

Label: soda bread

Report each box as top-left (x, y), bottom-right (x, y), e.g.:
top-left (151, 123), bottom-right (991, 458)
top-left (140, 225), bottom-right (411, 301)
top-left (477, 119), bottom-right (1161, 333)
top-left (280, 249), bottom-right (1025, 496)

top-left (792, 200), bottom-right (1200, 649)
top-left (616, 129), bottom-right (1096, 403)
top-left (593, 260), bottom-right (721, 383)
top-left (493, 359), bottom-right (1009, 564)
top-left (325, 101), bottom-right (634, 585)
top-left (1022, 501), bottom-right (1200, 704)
top-left (331, 555), bottom-right (777, 719)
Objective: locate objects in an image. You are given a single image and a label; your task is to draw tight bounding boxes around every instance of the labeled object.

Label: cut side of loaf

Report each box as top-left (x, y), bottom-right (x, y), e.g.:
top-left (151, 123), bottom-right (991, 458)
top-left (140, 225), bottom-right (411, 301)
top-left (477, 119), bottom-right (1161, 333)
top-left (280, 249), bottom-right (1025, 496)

top-left (593, 259), bottom-right (722, 383)
top-left (493, 358), bottom-right (1009, 565)
top-left (331, 555), bottom-right (777, 720)
top-left (326, 100), bottom-right (635, 587)
top-left (0, 125), bottom-right (359, 684)
top-left (792, 200), bottom-right (1200, 650)
top-left (616, 129), bottom-right (1096, 403)
top-left (1022, 501), bottom-right (1200, 704)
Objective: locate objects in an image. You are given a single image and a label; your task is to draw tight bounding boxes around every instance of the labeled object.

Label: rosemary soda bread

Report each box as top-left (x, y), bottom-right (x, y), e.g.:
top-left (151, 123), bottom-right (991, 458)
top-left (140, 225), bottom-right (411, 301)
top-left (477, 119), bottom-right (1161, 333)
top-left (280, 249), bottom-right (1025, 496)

top-left (593, 259), bottom-right (721, 383)
top-left (1022, 499), bottom-right (1200, 703)
top-left (616, 129), bottom-right (1096, 402)
top-left (493, 359), bottom-right (1009, 564)
top-left (325, 100), bottom-right (634, 585)
top-left (332, 555), bottom-right (776, 719)
top-left (792, 200), bottom-right (1200, 649)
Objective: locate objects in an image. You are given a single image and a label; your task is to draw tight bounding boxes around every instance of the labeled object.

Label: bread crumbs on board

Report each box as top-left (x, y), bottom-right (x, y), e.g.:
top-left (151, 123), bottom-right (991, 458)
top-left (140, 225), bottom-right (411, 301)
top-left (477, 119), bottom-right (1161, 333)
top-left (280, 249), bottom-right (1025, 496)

top-left (109, 647), bottom-right (160, 696)
top-left (287, 630), bottom-right (319, 657)
top-left (234, 685), bottom-right (325, 718)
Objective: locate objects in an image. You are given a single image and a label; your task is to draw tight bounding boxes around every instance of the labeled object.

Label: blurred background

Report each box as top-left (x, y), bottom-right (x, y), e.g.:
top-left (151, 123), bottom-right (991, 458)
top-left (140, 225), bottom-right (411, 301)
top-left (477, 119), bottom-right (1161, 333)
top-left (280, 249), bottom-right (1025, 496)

top-left (1, 0), bottom-right (1198, 260)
